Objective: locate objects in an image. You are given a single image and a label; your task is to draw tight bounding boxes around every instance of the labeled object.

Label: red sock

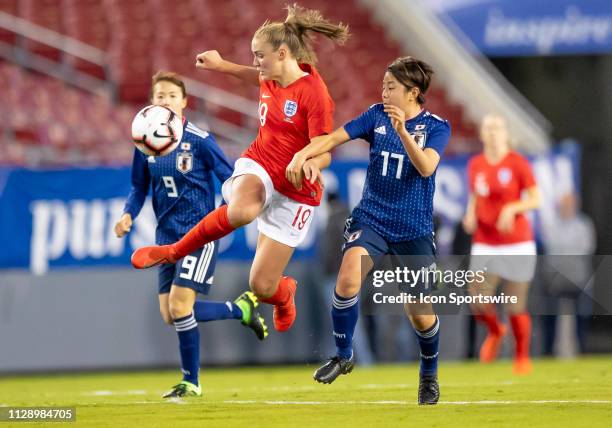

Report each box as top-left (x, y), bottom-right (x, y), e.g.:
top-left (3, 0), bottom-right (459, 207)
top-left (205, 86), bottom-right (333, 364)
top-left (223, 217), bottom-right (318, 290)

top-left (259, 276), bottom-right (294, 306)
top-left (173, 205), bottom-right (235, 258)
top-left (510, 313), bottom-right (531, 359)
top-left (474, 311), bottom-right (502, 336)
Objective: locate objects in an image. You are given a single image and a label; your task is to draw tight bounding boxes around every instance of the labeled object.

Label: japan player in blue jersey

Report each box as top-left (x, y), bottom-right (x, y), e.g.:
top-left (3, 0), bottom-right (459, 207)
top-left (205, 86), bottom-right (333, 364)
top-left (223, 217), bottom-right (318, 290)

top-left (114, 72), bottom-right (268, 399)
top-left (286, 57), bottom-right (450, 405)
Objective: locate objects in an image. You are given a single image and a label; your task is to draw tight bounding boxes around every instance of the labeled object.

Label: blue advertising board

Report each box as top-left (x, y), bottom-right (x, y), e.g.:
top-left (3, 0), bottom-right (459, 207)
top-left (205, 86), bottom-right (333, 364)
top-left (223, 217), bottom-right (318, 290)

top-left (0, 147), bottom-right (579, 274)
top-left (435, 0), bottom-right (612, 56)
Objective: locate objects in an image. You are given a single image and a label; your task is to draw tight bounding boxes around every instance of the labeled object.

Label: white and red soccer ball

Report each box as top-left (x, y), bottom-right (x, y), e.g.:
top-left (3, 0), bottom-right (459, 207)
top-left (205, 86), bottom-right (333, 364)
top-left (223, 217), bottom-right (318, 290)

top-left (131, 105), bottom-right (183, 156)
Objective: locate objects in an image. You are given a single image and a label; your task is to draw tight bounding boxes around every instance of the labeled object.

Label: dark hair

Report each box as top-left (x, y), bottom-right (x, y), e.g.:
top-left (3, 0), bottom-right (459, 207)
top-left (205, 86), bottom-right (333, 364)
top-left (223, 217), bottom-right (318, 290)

top-left (150, 71), bottom-right (187, 100)
top-left (254, 3), bottom-right (349, 65)
top-left (387, 57), bottom-right (433, 105)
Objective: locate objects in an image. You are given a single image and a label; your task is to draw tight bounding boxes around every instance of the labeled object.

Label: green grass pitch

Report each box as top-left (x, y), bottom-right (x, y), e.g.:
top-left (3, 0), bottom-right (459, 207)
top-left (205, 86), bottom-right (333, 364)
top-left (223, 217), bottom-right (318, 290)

top-left (1, 357), bottom-right (611, 427)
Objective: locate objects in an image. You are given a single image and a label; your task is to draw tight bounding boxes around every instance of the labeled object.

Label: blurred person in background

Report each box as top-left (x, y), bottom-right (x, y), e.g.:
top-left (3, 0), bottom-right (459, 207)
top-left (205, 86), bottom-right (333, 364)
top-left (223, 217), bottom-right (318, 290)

top-left (450, 219), bottom-right (478, 359)
top-left (463, 113), bottom-right (540, 375)
top-left (115, 71), bottom-right (267, 399)
top-left (317, 188), bottom-right (375, 365)
top-left (540, 191), bottom-right (596, 356)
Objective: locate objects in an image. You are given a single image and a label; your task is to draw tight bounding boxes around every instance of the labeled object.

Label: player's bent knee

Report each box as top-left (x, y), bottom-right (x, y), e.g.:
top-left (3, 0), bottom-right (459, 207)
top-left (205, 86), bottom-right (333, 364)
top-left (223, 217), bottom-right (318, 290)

top-left (168, 300), bottom-right (192, 320)
top-left (409, 313), bottom-right (436, 330)
top-left (227, 203), bottom-right (261, 227)
top-left (249, 277), bottom-right (277, 298)
top-left (336, 273), bottom-right (361, 298)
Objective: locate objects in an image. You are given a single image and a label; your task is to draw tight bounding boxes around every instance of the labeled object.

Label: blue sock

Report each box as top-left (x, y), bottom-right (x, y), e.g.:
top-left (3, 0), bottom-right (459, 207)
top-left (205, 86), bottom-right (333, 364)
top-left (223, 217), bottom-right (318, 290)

top-left (331, 291), bottom-right (359, 360)
top-left (414, 316), bottom-right (440, 376)
top-left (193, 301), bottom-right (242, 322)
top-left (174, 312), bottom-right (200, 385)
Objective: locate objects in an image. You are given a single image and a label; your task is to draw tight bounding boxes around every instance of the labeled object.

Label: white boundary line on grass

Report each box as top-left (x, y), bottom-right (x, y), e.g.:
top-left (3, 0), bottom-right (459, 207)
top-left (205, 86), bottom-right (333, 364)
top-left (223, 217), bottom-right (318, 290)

top-left (81, 386), bottom-right (612, 407)
top-left (223, 400), bottom-right (611, 405)
top-left (81, 379), bottom-right (580, 397)
top-left (119, 399), bottom-right (611, 406)
top-left (87, 390), bottom-right (148, 396)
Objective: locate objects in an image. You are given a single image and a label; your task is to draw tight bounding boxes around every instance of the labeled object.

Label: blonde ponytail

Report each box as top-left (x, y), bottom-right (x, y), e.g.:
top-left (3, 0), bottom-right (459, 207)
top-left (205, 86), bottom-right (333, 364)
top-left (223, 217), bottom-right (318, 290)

top-left (254, 3), bottom-right (349, 64)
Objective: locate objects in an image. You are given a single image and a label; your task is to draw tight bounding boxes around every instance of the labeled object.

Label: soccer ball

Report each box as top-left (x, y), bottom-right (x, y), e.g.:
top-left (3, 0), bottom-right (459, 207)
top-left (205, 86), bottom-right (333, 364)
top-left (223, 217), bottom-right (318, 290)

top-left (131, 105), bottom-right (183, 156)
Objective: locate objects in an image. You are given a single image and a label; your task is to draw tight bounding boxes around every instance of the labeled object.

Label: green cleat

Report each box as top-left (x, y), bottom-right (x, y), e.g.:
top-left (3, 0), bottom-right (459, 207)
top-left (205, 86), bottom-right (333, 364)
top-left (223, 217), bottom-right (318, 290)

top-left (162, 381), bottom-right (202, 399)
top-left (234, 291), bottom-right (269, 340)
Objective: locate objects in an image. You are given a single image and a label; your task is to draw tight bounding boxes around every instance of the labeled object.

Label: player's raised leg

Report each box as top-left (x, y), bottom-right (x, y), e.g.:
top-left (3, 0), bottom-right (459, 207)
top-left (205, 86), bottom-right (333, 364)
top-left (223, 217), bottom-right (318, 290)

top-left (161, 286), bottom-right (267, 339)
top-left (190, 292), bottom-right (269, 341)
top-left (184, 241), bottom-right (268, 340)
top-left (405, 302), bottom-right (440, 405)
top-left (314, 246), bottom-right (373, 384)
top-left (131, 174), bottom-right (266, 269)
top-left (248, 233), bottom-right (297, 332)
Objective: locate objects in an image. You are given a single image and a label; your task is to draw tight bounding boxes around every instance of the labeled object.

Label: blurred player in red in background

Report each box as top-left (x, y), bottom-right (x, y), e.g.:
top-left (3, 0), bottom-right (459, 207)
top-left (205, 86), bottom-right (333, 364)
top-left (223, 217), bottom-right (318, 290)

top-left (463, 113), bottom-right (541, 375)
top-left (131, 4), bottom-right (349, 332)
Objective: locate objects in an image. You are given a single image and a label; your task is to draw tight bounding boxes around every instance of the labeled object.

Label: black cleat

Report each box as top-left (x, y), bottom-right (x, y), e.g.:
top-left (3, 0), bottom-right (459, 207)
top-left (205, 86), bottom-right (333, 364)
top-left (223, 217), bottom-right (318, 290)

top-left (234, 291), bottom-right (269, 341)
top-left (418, 374), bottom-right (440, 405)
top-left (313, 355), bottom-right (355, 384)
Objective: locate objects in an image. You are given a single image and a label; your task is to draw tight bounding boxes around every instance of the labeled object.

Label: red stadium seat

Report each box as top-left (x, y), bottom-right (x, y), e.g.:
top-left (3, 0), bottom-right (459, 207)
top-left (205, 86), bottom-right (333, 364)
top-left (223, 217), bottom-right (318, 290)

top-left (2, 0), bottom-right (478, 165)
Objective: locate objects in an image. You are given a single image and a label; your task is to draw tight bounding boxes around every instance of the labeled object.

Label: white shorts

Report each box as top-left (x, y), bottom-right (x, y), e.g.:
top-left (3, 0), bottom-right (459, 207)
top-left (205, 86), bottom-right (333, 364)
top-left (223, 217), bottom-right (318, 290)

top-left (221, 158), bottom-right (316, 248)
top-left (470, 241), bottom-right (537, 283)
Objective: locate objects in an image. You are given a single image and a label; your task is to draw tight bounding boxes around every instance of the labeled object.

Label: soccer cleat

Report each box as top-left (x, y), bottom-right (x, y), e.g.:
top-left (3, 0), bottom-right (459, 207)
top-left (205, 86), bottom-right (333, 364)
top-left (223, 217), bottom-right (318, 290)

top-left (131, 244), bottom-right (178, 269)
top-left (234, 291), bottom-right (269, 340)
top-left (162, 381), bottom-right (202, 398)
top-left (479, 324), bottom-right (507, 363)
top-left (418, 374), bottom-right (440, 405)
top-left (512, 357), bottom-right (533, 375)
top-left (273, 277), bottom-right (297, 332)
top-left (313, 355), bottom-right (355, 384)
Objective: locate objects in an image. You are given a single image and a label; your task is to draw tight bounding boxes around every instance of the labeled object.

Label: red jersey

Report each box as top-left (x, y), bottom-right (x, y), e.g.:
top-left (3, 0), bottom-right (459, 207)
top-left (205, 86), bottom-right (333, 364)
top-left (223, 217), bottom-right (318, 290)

top-left (468, 151), bottom-right (536, 245)
top-left (242, 64), bottom-right (334, 206)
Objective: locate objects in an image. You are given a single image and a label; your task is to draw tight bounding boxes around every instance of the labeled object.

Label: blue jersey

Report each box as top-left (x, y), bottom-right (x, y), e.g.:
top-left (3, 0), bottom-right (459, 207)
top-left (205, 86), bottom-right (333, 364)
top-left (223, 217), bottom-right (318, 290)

top-left (124, 119), bottom-right (233, 245)
top-left (344, 104), bottom-right (451, 242)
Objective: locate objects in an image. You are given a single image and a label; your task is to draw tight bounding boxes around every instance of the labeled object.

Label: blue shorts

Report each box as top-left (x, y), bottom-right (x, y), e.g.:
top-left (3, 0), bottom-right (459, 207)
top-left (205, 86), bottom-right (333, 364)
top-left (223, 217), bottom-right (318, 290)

top-left (342, 218), bottom-right (436, 293)
top-left (158, 242), bottom-right (218, 295)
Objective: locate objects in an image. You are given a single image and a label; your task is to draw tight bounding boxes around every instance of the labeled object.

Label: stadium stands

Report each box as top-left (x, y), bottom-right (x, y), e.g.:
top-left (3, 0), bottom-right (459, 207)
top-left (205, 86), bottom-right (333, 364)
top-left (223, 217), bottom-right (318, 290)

top-left (0, 0), bottom-right (477, 166)
top-left (0, 63), bottom-right (135, 166)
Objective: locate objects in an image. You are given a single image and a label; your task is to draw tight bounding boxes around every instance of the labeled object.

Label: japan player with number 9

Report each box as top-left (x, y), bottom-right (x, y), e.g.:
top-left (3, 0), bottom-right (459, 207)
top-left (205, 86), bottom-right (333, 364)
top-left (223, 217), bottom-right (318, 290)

top-left (286, 57), bottom-right (451, 405)
top-left (131, 5), bottom-right (349, 334)
top-left (114, 72), bottom-right (269, 399)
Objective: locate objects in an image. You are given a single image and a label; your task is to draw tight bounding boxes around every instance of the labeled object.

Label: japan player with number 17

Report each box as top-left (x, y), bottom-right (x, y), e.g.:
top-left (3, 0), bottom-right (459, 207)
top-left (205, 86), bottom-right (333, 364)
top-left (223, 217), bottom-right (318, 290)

top-left (286, 57), bottom-right (451, 405)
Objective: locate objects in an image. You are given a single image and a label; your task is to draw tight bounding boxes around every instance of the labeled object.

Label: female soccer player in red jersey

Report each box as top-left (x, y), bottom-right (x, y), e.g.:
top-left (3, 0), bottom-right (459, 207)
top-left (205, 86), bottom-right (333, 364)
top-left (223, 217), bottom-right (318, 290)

top-left (463, 113), bottom-right (541, 375)
top-left (131, 4), bottom-right (349, 332)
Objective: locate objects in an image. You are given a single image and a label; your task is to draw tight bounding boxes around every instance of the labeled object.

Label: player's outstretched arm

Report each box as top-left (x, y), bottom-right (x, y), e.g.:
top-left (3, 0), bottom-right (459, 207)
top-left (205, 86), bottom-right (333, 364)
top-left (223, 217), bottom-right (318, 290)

top-left (310, 152), bottom-right (331, 170)
top-left (195, 50), bottom-right (259, 86)
top-left (299, 152), bottom-right (331, 189)
top-left (285, 128), bottom-right (349, 189)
